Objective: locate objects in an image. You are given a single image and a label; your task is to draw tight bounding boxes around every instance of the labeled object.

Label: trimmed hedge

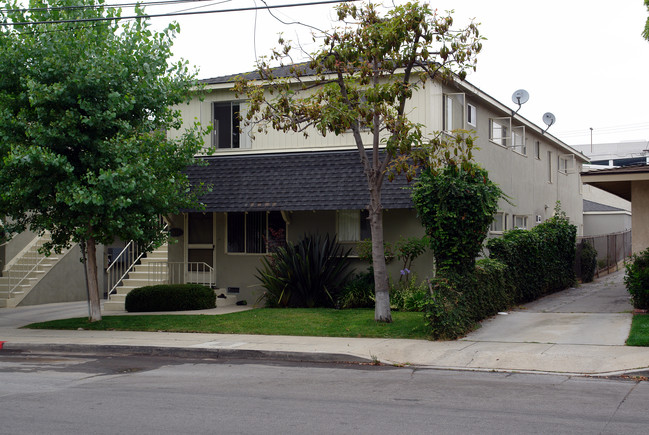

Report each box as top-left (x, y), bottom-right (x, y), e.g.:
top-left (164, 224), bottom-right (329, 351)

top-left (424, 259), bottom-right (514, 340)
top-left (579, 241), bottom-right (598, 283)
top-left (125, 284), bottom-right (216, 312)
top-left (486, 209), bottom-right (576, 303)
top-left (625, 248), bottom-right (649, 310)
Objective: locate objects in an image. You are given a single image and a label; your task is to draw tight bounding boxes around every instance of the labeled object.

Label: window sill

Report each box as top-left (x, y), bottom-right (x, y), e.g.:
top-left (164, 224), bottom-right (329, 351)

top-left (489, 140), bottom-right (508, 149)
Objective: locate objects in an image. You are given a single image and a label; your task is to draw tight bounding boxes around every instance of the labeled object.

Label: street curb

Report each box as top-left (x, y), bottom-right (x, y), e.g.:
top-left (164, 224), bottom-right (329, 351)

top-left (0, 342), bottom-right (373, 365)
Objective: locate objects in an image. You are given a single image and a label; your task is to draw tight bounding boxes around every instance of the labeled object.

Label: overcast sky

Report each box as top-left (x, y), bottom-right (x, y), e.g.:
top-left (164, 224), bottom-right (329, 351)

top-left (133, 0), bottom-right (649, 147)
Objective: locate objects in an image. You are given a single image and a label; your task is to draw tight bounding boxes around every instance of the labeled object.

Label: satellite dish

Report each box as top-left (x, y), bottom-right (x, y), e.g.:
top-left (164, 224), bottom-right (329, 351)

top-left (512, 89), bottom-right (529, 106)
top-left (542, 112), bottom-right (556, 134)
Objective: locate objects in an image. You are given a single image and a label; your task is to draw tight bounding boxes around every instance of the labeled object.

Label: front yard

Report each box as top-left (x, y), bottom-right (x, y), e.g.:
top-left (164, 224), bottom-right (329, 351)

top-left (24, 308), bottom-right (429, 340)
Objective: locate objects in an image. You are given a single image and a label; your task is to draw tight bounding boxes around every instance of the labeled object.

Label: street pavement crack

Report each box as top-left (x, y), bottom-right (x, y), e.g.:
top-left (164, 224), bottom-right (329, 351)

top-left (601, 381), bottom-right (639, 434)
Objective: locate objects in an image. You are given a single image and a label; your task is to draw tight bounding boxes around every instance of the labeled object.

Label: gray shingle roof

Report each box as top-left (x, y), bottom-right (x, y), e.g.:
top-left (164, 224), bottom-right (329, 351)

top-left (583, 199), bottom-right (625, 213)
top-left (185, 150), bottom-right (414, 212)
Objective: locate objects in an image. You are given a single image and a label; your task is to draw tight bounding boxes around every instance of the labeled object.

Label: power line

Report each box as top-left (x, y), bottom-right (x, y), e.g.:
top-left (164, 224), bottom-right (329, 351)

top-left (0, 0), bottom-right (357, 26)
top-left (0, 0), bottom-right (219, 14)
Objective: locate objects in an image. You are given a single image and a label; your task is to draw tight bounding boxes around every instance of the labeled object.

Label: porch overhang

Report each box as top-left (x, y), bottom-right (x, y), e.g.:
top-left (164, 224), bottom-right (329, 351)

top-left (185, 149), bottom-right (415, 212)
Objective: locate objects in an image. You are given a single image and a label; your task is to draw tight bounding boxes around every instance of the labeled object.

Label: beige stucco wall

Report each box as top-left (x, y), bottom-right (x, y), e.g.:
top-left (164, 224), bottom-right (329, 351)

top-left (169, 210), bottom-right (433, 304)
top-left (18, 244), bottom-right (104, 306)
top-left (632, 180), bottom-right (649, 253)
top-left (583, 213), bottom-right (632, 237)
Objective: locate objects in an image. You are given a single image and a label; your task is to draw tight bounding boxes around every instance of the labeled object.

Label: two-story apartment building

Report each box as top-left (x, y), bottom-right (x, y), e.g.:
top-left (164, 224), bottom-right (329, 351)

top-left (160, 68), bottom-right (588, 304)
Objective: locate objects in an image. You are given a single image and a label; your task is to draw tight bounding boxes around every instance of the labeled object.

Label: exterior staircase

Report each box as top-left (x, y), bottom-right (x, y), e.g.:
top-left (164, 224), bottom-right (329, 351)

top-left (0, 234), bottom-right (72, 308)
top-left (104, 244), bottom-right (169, 311)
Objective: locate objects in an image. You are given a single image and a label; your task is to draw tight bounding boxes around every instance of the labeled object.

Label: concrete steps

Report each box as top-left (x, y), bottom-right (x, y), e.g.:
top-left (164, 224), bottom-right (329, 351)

top-left (0, 235), bottom-right (71, 308)
top-left (104, 245), bottom-right (169, 312)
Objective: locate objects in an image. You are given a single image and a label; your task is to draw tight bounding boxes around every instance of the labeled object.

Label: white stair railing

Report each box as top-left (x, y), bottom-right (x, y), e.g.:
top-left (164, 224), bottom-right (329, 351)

top-left (106, 224), bottom-right (169, 298)
top-left (7, 235), bottom-right (67, 297)
top-left (146, 262), bottom-right (215, 288)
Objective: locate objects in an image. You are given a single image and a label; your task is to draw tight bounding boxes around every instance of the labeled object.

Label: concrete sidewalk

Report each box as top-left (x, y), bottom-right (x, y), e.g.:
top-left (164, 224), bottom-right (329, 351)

top-left (2, 270), bottom-right (649, 376)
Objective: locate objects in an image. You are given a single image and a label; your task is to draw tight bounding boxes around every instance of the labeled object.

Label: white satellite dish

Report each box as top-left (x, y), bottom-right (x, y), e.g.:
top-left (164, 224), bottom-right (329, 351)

top-left (511, 89), bottom-right (529, 114)
top-left (542, 112), bottom-right (556, 134)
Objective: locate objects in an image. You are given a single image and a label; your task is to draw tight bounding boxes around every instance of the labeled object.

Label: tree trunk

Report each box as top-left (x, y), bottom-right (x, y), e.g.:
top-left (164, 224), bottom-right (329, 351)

top-left (85, 237), bottom-right (102, 322)
top-left (369, 186), bottom-right (392, 323)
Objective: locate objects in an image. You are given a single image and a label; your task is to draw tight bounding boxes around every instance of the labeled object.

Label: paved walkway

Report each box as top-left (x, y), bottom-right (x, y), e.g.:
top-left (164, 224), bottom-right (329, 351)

top-left (2, 270), bottom-right (649, 375)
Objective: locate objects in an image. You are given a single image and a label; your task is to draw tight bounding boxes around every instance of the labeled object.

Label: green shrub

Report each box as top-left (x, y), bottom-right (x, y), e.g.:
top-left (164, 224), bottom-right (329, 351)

top-left (422, 260), bottom-right (515, 340)
top-left (423, 274), bottom-right (474, 340)
top-left (471, 258), bottom-right (515, 318)
top-left (625, 248), bottom-right (649, 310)
top-left (390, 275), bottom-right (429, 312)
top-left (256, 233), bottom-right (354, 308)
top-left (338, 268), bottom-right (375, 309)
top-left (125, 284), bottom-right (216, 312)
top-left (487, 203), bottom-right (576, 303)
top-left (412, 163), bottom-right (502, 273)
top-left (579, 241), bottom-right (598, 283)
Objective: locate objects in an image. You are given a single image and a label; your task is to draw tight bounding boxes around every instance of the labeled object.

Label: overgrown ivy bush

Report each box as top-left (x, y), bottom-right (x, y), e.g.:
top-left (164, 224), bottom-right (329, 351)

top-left (256, 233), bottom-right (354, 308)
top-left (125, 284), bottom-right (216, 312)
top-left (487, 204), bottom-right (576, 303)
top-left (412, 163), bottom-right (502, 273)
top-left (579, 241), bottom-right (598, 283)
top-left (624, 248), bottom-right (649, 310)
top-left (422, 259), bottom-right (514, 339)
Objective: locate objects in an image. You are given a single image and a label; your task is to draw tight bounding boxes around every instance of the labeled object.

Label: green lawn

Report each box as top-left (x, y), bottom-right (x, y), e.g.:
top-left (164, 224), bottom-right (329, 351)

top-left (24, 308), bottom-right (429, 340)
top-left (627, 314), bottom-right (649, 346)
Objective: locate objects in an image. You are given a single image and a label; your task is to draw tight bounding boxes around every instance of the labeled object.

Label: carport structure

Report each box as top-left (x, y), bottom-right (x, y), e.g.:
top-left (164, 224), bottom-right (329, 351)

top-left (581, 164), bottom-right (649, 253)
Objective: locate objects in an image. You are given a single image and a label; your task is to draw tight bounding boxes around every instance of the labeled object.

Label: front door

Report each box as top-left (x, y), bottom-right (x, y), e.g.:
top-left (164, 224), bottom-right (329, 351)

top-left (185, 212), bottom-right (215, 286)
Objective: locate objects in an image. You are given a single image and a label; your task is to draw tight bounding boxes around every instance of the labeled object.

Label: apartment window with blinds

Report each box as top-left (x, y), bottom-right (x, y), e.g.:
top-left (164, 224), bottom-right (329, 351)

top-left (338, 210), bottom-right (371, 242)
top-left (227, 211), bottom-right (285, 254)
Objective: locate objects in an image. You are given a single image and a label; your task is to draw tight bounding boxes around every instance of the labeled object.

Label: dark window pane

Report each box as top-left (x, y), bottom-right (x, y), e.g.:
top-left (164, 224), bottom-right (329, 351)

top-left (188, 213), bottom-right (213, 244)
top-left (232, 104), bottom-right (240, 149)
top-left (188, 249), bottom-right (214, 269)
top-left (360, 210), bottom-right (371, 240)
top-left (246, 211), bottom-right (266, 254)
top-left (227, 212), bottom-right (245, 253)
top-left (267, 211), bottom-right (287, 251)
top-left (213, 103), bottom-right (232, 149)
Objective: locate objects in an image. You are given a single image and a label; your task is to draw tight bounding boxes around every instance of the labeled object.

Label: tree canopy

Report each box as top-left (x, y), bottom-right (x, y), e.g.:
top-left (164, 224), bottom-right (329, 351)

top-left (235, 1), bottom-right (483, 322)
top-left (0, 0), bottom-right (207, 321)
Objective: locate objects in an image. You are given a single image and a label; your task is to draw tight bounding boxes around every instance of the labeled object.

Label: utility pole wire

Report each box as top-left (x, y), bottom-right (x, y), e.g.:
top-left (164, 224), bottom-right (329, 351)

top-left (0, 0), bottom-right (220, 14)
top-left (0, 0), bottom-right (358, 26)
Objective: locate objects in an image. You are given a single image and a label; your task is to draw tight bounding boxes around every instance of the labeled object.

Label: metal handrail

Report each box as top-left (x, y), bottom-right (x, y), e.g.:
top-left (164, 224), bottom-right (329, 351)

top-left (106, 223), bottom-right (169, 298)
top-left (146, 261), bottom-right (215, 288)
top-left (7, 235), bottom-right (71, 297)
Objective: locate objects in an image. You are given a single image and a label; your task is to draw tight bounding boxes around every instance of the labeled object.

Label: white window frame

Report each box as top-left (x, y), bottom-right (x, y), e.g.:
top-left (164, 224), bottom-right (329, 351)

top-left (489, 117), bottom-right (511, 147)
top-left (225, 211), bottom-right (285, 254)
top-left (547, 151), bottom-right (554, 183)
top-left (467, 103), bottom-right (477, 127)
top-left (512, 126), bottom-right (526, 155)
top-left (490, 212), bottom-right (508, 233)
top-left (212, 101), bottom-right (251, 150)
top-left (534, 140), bottom-right (541, 159)
top-left (443, 93), bottom-right (465, 132)
top-left (559, 154), bottom-right (576, 174)
top-left (337, 210), bottom-right (361, 242)
top-left (513, 215), bottom-right (528, 229)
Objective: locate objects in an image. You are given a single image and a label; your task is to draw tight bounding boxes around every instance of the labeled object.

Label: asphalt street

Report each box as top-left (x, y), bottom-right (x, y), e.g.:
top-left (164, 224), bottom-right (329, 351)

top-left (1, 353), bottom-right (648, 434)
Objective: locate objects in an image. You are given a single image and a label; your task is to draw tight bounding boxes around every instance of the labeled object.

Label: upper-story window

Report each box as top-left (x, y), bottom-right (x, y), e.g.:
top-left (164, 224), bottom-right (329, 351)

top-left (467, 103), bottom-right (477, 127)
top-left (443, 93), bottom-right (465, 131)
top-left (558, 154), bottom-right (576, 174)
top-left (489, 117), bottom-right (511, 147)
top-left (534, 140), bottom-right (541, 159)
top-left (213, 102), bottom-right (247, 149)
top-left (512, 126), bottom-right (526, 155)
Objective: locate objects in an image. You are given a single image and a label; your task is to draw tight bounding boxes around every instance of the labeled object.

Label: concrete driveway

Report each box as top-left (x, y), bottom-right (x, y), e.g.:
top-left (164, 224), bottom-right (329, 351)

top-left (463, 269), bottom-right (633, 346)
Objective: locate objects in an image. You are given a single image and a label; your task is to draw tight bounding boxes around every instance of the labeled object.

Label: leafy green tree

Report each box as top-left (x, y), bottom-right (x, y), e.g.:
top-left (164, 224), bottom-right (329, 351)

top-left (0, 0), bottom-right (207, 321)
top-left (412, 162), bottom-right (503, 274)
top-left (234, 1), bottom-right (483, 322)
top-left (644, 0), bottom-right (649, 40)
